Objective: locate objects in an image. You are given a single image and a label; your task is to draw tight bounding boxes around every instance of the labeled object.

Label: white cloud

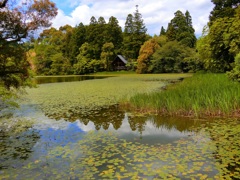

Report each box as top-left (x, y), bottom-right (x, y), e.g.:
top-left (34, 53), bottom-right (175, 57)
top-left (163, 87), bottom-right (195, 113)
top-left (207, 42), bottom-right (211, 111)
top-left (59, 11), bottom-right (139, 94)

top-left (51, 9), bottom-right (75, 28)
top-left (51, 0), bottom-right (214, 36)
top-left (70, 5), bottom-right (91, 25)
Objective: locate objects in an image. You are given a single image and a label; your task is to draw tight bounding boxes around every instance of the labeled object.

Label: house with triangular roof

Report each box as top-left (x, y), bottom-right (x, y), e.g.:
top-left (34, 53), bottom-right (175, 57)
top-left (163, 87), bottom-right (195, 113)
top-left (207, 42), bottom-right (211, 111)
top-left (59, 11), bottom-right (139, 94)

top-left (112, 55), bottom-right (128, 71)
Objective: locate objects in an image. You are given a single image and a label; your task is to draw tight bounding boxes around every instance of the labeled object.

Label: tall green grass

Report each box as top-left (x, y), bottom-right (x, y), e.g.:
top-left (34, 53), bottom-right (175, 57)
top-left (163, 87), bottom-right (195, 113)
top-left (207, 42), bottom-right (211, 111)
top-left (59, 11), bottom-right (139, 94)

top-left (129, 73), bottom-right (240, 117)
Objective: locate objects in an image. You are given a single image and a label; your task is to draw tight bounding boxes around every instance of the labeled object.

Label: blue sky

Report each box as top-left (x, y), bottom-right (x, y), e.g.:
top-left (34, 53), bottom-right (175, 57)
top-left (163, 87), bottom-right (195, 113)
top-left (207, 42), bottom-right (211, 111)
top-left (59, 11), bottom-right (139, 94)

top-left (50, 0), bottom-right (214, 36)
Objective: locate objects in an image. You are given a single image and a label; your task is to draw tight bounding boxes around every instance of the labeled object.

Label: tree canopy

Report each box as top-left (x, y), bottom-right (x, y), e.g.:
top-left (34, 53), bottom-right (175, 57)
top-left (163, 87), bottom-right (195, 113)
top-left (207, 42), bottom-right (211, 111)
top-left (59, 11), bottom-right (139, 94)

top-left (209, 0), bottom-right (240, 25)
top-left (33, 6), bottom-right (148, 74)
top-left (123, 5), bottom-right (148, 63)
top-left (135, 10), bottom-right (198, 74)
top-left (198, 3), bottom-right (240, 73)
top-left (0, 0), bottom-right (57, 110)
top-left (0, 0), bottom-right (57, 89)
top-left (166, 10), bottom-right (196, 48)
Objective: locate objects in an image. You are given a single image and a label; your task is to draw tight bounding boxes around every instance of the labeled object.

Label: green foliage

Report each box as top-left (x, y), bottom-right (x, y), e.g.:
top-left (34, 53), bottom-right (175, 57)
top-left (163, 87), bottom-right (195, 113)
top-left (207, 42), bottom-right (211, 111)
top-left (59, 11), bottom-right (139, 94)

top-left (59, 25), bottom-right (74, 60)
top-left (31, 8), bottom-right (200, 76)
top-left (0, 85), bottom-right (18, 112)
top-left (106, 16), bottom-right (123, 52)
top-left (134, 10), bottom-right (199, 74)
top-left (150, 41), bottom-right (197, 73)
top-left (34, 16), bottom-right (123, 74)
top-left (166, 10), bottom-right (196, 48)
top-left (198, 5), bottom-right (240, 73)
top-left (204, 119), bottom-right (240, 179)
top-left (159, 26), bottom-right (166, 36)
top-left (129, 73), bottom-right (240, 117)
top-left (101, 42), bottom-right (115, 71)
top-left (73, 42), bottom-right (102, 74)
top-left (196, 29), bottom-right (211, 71)
top-left (68, 23), bottom-right (86, 63)
top-left (22, 74), bottom-right (191, 120)
top-left (122, 6), bottom-right (147, 61)
top-left (50, 53), bottom-right (71, 75)
top-left (85, 16), bottom-right (123, 60)
top-left (227, 53), bottom-right (240, 81)
top-left (0, 0), bottom-right (57, 110)
top-left (205, 17), bottom-right (235, 72)
top-left (0, 44), bottom-right (30, 89)
top-left (34, 27), bottom-right (73, 75)
top-left (209, 0), bottom-right (239, 25)
top-left (85, 17), bottom-right (106, 59)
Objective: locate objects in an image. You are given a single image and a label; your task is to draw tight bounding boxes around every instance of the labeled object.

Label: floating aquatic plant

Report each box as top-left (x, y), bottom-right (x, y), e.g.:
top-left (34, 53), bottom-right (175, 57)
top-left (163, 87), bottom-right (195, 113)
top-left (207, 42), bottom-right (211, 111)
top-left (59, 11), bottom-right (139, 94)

top-left (2, 74), bottom-right (239, 179)
top-left (1, 118), bottom-right (239, 179)
top-left (22, 74), bottom-right (190, 120)
top-left (1, 130), bottom-right (218, 179)
top-left (202, 119), bottom-right (240, 179)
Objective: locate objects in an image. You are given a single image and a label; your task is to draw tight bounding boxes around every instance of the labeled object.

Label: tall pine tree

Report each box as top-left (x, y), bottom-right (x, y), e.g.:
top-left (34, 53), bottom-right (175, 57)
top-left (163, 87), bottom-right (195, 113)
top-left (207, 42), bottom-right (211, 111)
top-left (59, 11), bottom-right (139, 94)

top-left (166, 10), bottom-right (196, 48)
top-left (106, 16), bottom-right (123, 53)
top-left (123, 5), bottom-right (147, 62)
top-left (69, 23), bottom-right (86, 64)
top-left (160, 26), bottom-right (166, 36)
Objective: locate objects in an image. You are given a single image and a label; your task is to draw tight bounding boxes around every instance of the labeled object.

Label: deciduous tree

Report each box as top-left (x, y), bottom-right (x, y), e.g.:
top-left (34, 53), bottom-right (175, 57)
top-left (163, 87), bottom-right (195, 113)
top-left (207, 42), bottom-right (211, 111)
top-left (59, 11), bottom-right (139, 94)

top-left (136, 38), bottom-right (160, 73)
top-left (199, 6), bottom-right (240, 72)
top-left (0, 0), bottom-right (57, 110)
top-left (209, 0), bottom-right (240, 25)
top-left (101, 42), bottom-right (115, 71)
top-left (151, 41), bottom-right (196, 73)
top-left (227, 53), bottom-right (240, 81)
top-left (0, 0), bottom-right (57, 89)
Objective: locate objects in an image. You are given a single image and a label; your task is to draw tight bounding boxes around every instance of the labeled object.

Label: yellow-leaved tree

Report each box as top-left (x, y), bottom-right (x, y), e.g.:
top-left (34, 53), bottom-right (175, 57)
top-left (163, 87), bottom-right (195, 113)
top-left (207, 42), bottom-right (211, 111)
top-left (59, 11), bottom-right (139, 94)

top-left (136, 37), bottom-right (160, 74)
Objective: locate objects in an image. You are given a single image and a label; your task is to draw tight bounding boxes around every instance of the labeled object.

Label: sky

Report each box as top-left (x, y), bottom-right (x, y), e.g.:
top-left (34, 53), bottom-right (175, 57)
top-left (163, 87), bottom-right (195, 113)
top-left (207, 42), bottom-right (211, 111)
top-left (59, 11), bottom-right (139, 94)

top-left (50, 0), bottom-right (214, 37)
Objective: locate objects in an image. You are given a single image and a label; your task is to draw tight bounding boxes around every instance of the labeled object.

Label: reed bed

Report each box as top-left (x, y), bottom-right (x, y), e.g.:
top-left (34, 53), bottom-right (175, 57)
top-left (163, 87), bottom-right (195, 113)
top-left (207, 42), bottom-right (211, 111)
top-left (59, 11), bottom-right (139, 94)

top-left (129, 73), bottom-right (240, 117)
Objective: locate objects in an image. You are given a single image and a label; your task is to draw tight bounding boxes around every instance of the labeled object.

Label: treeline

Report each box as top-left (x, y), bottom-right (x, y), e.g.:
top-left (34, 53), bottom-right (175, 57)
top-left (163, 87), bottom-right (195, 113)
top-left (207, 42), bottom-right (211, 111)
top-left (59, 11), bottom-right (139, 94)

top-left (32, 7), bottom-right (198, 75)
top-left (32, 1), bottom-right (240, 80)
top-left (137, 10), bottom-right (198, 73)
top-left (33, 6), bottom-right (148, 75)
top-left (137, 0), bottom-right (240, 79)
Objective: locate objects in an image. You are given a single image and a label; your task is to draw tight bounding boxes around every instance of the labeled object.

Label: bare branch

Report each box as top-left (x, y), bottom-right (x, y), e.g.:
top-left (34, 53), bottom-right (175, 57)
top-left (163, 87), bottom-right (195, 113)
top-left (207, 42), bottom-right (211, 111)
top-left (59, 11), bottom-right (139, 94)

top-left (0, 0), bottom-right (8, 8)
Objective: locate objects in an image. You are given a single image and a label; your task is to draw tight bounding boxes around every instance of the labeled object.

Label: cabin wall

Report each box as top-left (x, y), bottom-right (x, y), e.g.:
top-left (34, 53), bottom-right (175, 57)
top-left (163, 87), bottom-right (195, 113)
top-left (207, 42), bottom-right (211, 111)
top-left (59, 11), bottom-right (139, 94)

top-left (112, 58), bottom-right (127, 71)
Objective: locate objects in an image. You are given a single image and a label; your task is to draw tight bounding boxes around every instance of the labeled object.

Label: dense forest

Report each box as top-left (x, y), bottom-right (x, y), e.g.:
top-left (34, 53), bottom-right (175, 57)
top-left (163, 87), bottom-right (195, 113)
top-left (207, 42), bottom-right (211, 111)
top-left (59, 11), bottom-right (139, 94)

top-left (32, 7), bottom-right (199, 75)
top-left (0, 0), bottom-right (240, 109)
top-left (30, 1), bottom-right (240, 77)
top-left (32, 6), bottom-right (148, 75)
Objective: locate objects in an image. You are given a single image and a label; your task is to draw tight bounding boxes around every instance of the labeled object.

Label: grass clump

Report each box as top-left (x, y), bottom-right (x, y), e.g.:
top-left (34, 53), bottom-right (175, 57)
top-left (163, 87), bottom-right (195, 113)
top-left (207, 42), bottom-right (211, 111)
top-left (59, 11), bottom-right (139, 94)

top-left (129, 73), bottom-right (240, 117)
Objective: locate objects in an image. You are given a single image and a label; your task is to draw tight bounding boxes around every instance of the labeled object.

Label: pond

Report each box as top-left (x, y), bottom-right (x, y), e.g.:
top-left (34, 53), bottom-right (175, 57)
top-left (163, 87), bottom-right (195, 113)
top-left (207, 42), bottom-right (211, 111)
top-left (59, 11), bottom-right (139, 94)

top-left (33, 75), bottom-right (109, 84)
top-left (0, 75), bottom-right (221, 179)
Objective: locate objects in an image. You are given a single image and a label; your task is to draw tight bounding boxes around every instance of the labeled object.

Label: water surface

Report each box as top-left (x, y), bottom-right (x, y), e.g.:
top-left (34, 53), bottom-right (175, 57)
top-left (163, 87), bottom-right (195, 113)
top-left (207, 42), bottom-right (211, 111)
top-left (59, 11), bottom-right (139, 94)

top-left (0, 76), bottom-right (218, 179)
top-left (34, 75), bottom-right (109, 84)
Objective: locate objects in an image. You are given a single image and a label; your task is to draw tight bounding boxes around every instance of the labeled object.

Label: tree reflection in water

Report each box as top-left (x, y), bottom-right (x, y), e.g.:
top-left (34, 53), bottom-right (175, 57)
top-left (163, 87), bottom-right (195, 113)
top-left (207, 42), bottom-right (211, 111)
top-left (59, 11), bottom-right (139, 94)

top-left (47, 104), bottom-right (207, 135)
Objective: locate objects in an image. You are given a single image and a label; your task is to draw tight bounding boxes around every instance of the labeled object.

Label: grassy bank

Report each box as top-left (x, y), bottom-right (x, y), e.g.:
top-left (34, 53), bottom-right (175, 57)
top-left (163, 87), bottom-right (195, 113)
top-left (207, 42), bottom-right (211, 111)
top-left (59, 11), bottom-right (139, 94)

top-left (128, 73), bottom-right (240, 117)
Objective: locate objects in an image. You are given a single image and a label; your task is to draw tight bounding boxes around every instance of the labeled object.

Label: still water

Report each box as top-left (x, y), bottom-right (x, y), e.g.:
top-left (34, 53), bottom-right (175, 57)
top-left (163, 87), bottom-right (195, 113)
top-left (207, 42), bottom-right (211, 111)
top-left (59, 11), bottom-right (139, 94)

top-left (0, 76), bottom-right (217, 179)
top-left (33, 75), bottom-right (108, 84)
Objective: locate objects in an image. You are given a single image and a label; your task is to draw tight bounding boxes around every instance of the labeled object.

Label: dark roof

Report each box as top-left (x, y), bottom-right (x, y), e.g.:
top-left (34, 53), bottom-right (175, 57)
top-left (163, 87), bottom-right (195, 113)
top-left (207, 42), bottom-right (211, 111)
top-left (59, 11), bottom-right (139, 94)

top-left (116, 55), bottom-right (127, 64)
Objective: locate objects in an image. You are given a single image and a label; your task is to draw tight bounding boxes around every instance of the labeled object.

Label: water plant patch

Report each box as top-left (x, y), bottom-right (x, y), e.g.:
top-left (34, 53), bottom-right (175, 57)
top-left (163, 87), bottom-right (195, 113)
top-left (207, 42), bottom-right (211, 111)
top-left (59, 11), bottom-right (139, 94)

top-left (23, 74), bottom-right (189, 120)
